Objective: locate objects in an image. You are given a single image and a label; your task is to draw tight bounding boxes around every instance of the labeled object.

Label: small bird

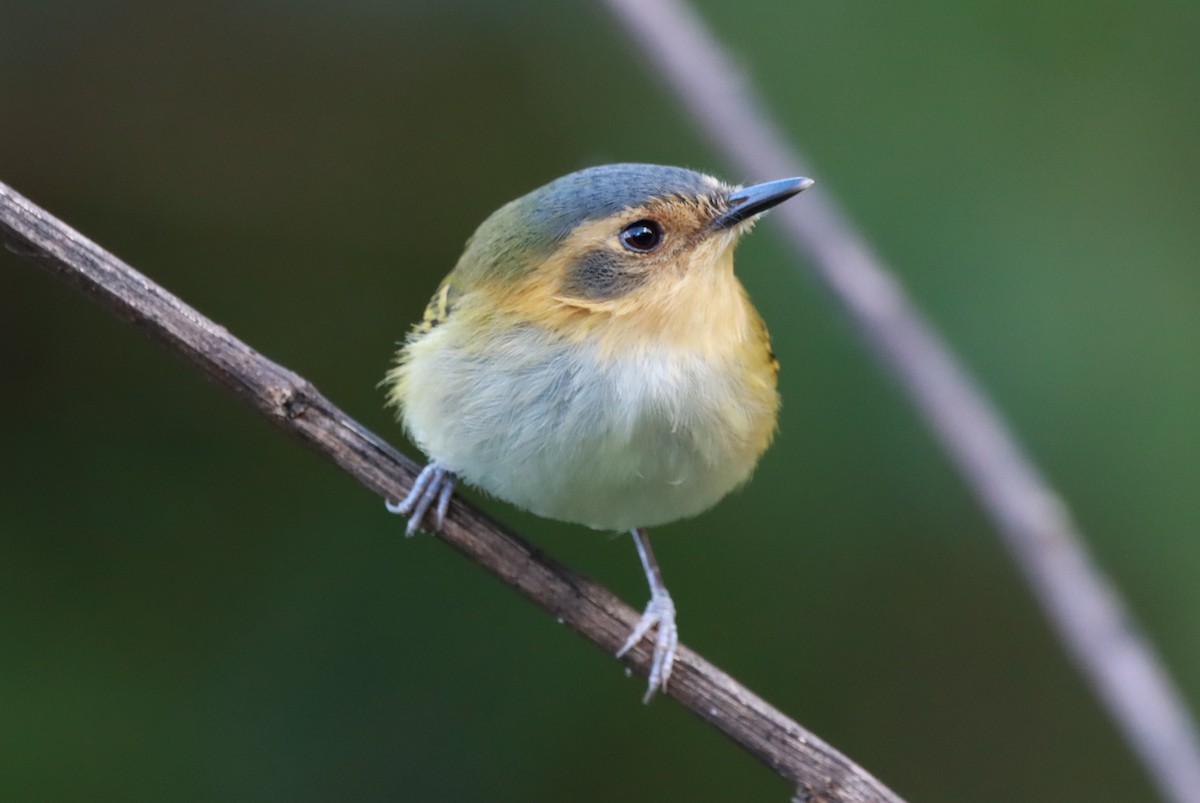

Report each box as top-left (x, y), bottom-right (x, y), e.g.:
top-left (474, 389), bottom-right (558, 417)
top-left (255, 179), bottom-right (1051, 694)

top-left (384, 163), bottom-right (811, 700)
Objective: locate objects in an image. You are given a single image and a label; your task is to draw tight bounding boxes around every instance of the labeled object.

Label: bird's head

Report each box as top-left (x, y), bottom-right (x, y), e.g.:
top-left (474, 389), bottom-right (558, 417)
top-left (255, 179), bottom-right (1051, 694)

top-left (454, 163), bottom-right (812, 346)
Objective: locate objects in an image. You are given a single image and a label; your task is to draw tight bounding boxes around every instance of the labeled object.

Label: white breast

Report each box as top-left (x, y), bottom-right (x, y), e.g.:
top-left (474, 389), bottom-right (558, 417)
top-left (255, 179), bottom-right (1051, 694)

top-left (399, 326), bottom-right (775, 531)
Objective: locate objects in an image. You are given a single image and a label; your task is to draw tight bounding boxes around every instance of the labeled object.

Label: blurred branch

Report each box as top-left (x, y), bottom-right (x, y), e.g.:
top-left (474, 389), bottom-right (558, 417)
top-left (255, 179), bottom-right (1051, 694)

top-left (598, 0), bottom-right (1200, 800)
top-left (0, 181), bottom-right (903, 802)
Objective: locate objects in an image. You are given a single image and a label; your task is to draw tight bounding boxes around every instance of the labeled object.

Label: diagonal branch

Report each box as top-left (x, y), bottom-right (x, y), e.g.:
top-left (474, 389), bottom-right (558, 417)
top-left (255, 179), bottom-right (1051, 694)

top-left (0, 181), bottom-right (903, 802)
top-left (598, 0), bottom-right (1200, 801)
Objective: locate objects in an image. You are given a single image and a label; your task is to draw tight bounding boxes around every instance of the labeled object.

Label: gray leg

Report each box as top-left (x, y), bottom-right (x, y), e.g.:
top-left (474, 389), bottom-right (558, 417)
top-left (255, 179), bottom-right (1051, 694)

top-left (616, 528), bottom-right (679, 702)
top-left (386, 463), bottom-right (457, 536)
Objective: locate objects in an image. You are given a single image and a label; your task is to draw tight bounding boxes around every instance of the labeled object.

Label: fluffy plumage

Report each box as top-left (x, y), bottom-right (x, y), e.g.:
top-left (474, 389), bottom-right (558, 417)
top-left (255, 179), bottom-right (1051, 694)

top-left (386, 164), bottom-right (779, 530)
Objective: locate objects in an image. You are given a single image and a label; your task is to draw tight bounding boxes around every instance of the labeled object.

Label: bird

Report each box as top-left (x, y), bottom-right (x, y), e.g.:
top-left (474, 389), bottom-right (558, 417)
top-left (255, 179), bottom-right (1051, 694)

top-left (383, 163), bottom-right (812, 701)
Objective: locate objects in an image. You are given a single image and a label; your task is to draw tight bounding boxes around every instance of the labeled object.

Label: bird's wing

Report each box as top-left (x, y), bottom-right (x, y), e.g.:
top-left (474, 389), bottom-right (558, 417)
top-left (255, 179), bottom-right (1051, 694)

top-left (412, 273), bottom-right (460, 336)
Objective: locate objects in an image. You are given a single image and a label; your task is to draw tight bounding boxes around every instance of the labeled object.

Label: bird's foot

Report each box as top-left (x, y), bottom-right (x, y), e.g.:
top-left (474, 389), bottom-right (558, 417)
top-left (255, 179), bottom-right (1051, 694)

top-left (386, 463), bottom-right (456, 536)
top-left (616, 587), bottom-right (678, 702)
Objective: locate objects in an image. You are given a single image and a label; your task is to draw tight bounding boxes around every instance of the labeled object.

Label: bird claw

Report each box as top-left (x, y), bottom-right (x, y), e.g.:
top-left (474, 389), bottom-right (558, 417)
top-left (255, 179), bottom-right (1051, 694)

top-left (617, 588), bottom-right (678, 702)
top-left (386, 463), bottom-right (456, 536)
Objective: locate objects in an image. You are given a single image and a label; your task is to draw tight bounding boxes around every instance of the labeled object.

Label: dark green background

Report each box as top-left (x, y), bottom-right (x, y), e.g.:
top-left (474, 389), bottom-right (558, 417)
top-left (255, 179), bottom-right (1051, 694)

top-left (3, 2), bottom-right (1198, 800)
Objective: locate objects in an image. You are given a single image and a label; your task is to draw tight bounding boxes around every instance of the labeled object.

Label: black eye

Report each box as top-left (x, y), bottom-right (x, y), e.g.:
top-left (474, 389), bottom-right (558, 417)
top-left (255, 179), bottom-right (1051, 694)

top-left (619, 220), bottom-right (664, 253)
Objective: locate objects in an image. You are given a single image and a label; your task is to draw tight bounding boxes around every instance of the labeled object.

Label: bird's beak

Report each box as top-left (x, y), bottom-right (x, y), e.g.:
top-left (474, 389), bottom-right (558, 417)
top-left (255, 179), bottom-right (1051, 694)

top-left (712, 176), bottom-right (814, 230)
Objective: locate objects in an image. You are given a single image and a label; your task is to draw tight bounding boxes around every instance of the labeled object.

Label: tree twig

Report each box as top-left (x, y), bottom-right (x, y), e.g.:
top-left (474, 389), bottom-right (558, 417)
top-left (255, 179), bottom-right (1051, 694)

top-left (0, 182), bottom-right (904, 801)
top-left (599, 0), bottom-right (1200, 800)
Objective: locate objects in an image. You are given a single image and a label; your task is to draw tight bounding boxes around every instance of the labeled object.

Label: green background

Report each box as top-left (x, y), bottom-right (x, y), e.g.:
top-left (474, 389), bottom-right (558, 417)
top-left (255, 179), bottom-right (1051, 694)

top-left (3, 1), bottom-right (1198, 800)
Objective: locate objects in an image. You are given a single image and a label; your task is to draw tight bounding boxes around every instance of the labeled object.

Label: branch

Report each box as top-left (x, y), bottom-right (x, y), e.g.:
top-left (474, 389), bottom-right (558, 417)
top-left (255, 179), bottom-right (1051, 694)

top-left (0, 182), bottom-right (903, 801)
top-left (598, 0), bottom-right (1200, 801)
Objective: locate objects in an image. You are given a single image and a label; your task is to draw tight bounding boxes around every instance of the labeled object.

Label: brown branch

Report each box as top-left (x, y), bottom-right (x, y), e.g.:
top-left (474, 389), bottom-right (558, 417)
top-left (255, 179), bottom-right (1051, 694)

top-left (1, 183), bottom-right (903, 801)
top-left (598, 0), bottom-right (1200, 801)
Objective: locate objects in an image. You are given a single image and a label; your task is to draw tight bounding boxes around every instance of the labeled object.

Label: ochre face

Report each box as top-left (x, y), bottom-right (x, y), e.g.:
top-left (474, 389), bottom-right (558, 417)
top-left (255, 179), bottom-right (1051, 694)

top-left (553, 191), bottom-right (731, 306)
top-left (480, 190), bottom-right (761, 358)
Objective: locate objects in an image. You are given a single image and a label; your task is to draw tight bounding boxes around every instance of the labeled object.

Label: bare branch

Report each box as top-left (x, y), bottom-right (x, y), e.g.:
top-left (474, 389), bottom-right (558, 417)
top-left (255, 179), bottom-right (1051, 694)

top-left (0, 181), bottom-right (904, 801)
top-left (598, 0), bottom-right (1200, 800)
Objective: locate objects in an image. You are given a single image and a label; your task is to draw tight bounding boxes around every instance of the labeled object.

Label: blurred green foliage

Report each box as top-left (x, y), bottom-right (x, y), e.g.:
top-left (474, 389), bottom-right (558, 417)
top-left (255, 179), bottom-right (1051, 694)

top-left (2, 1), bottom-right (1198, 800)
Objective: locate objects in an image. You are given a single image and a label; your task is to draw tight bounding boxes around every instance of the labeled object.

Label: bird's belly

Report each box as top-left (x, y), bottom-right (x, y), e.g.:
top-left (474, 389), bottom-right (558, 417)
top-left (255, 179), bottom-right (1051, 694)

top-left (399, 332), bottom-right (777, 531)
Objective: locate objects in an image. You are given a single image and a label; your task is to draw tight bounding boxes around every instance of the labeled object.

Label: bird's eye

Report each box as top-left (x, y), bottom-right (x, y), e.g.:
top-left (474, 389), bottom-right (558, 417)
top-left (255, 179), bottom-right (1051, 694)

top-left (619, 220), bottom-right (664, 253)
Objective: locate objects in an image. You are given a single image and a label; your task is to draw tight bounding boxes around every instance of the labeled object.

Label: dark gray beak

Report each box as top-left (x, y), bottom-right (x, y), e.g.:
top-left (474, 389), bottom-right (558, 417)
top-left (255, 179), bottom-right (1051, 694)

top-left (712, 176), bottom-right (814, 230)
